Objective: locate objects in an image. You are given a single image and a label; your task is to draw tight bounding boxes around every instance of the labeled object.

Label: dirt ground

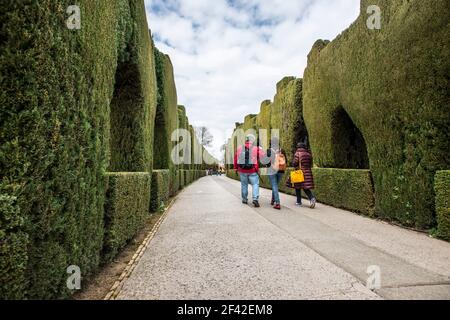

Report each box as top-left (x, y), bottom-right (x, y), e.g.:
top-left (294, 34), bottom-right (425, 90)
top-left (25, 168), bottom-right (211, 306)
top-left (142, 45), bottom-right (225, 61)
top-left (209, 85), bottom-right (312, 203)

top-left (73, 212), bottom-right (163, 300)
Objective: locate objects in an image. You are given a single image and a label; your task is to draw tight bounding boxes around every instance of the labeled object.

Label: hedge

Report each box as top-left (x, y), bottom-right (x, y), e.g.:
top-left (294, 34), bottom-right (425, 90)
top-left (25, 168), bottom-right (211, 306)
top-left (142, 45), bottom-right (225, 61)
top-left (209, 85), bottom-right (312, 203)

top-left (270, 77), bottom-right (308, 162)
top-left (303, 0), bottom-right (450, 229)
top-left (153, 48), bottom-right (178, 170)
top-left (310, 169), bottom-right (375, 216)
top-left (0, 194), bottom-right (29, 299)
top-left (227, 168), bottom-right (375, 215)
top-left (169, 169), bottom-right (180, 196)
top-left (150, 170), bottom-right (170, 212)
top-left (102, 173), bottom-right (151, 263)
top-left (179, 169), bottom-right (186, 189)
top-left (0, 0), bottom-right (157, 298)
top-left (435, 171), bottom-right (450, 241)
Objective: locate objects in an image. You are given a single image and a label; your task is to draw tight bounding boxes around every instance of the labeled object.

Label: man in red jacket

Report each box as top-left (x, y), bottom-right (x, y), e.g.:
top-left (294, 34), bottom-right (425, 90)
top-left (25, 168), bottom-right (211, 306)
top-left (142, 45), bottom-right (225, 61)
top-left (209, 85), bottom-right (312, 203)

top-left (234, 134), bottom-right (265, 207)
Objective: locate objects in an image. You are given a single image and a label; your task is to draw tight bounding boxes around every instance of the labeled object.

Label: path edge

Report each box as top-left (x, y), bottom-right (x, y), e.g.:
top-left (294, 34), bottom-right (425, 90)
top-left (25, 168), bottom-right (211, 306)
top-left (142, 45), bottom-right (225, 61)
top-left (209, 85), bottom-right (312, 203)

top-left (103, 197), bottom-right (177, 300)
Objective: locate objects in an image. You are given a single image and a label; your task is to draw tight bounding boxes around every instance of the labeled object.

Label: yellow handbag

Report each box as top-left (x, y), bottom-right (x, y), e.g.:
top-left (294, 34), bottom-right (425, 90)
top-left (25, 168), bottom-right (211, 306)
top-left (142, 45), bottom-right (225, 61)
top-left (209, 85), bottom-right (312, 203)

top-left (290, 159), bottom-right (305, 186)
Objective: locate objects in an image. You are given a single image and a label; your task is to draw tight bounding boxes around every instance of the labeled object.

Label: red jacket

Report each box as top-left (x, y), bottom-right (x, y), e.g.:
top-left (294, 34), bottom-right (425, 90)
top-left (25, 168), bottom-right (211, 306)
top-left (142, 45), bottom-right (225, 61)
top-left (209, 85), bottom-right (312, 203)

top-left (234, 142), bottom-right (265, 174)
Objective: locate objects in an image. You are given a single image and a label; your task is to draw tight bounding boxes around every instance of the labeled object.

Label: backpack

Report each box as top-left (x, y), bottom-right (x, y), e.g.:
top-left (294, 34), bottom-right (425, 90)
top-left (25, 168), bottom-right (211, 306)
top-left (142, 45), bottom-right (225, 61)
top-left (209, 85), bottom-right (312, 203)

top-left (273, 151), bottom-right (287, 171)
top-left (237, 146), bottom-right (255, 170)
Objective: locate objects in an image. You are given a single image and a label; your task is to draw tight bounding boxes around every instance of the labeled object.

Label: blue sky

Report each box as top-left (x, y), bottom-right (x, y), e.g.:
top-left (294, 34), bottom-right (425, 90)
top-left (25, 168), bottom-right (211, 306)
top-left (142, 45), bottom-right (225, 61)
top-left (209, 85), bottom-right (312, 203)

top-left (144, 0), bottom-right (360, 159)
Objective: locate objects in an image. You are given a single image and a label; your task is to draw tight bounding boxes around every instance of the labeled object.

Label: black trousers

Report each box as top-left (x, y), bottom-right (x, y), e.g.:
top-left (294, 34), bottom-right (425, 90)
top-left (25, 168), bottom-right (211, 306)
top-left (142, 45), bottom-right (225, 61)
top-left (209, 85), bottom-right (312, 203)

top-left (295, 189), bottom-right (315, 204)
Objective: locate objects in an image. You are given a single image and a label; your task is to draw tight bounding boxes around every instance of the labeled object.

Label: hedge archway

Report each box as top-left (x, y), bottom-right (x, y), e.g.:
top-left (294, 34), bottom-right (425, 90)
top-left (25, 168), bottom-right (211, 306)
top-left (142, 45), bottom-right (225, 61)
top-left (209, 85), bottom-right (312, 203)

top-left (331, 106), bottom-right (369, 169)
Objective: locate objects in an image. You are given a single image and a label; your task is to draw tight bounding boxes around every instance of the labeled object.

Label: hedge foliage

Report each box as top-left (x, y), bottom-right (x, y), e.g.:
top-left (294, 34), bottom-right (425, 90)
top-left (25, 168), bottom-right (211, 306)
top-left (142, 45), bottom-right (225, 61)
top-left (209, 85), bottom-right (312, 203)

top-left (434, 171), bottom-right (450, 241)
top-left (103, 173), bottom-right (151, 262)
top-left (271, 77), bottom-right (308, 162)
top-left (109, 2), bottom-right (157, 172)
top-left (0, 0), bottom-right (156, 299)
top-left (228, 168), bottom-right (375, 215)
top-left (0, 194), bottom-right (28, 299)
top-left (154, 48), bottom-right (178, 170)
top-left (150, 170), bottom-right (170, 212)
top-left (150, 170), bottom-right (206, 212)
top-left (311, 169), bottom-right (375, 216)
top-left (303, 0), bottom-right (450, 229)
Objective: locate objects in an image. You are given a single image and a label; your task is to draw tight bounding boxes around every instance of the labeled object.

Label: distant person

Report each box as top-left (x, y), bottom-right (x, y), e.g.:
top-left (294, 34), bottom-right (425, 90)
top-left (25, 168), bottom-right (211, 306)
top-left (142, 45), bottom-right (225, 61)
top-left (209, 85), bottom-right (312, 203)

top-left (287, 142), bottom-right (317, 208)
top-left (234, 134), bottom-right (265, 207)
top-left (266, 137), bottom-right (287, 210)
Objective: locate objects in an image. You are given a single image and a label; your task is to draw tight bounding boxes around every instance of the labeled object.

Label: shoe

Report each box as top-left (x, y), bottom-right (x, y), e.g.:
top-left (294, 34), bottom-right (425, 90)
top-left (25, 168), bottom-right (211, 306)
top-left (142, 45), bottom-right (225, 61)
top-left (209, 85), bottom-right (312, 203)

top-left (253, 200), bottom-right (260, 208)
top-left (242, 200), bottom-right (248, 204)
top-left (296, 202), bottom-right (302, 207)
top-left (274, 204), bottom-right (281, 210)
top-left (271, 199), bottom-right (275, 206)
top-left (310, 198), bottom-right (316, 209)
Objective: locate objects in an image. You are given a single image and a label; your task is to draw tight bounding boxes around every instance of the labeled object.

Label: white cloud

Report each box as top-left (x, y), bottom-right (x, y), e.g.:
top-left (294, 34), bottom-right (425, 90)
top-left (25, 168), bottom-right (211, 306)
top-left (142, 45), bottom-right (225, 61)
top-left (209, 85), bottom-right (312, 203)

top-left (145, 0), bottom-right (360, 159)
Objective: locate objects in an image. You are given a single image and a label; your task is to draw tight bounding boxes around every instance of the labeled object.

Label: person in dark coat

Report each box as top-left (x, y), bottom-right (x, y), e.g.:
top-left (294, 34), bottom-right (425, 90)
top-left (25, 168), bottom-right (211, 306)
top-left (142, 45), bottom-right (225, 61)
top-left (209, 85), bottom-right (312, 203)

top-left (286, 142), bottom-right (317, 208)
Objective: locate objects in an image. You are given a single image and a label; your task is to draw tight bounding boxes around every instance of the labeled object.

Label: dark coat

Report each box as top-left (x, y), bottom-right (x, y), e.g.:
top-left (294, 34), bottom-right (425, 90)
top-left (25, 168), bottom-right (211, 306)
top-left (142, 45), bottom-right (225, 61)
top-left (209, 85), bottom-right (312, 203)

top-left (286, 148), bottom-right (315, 190)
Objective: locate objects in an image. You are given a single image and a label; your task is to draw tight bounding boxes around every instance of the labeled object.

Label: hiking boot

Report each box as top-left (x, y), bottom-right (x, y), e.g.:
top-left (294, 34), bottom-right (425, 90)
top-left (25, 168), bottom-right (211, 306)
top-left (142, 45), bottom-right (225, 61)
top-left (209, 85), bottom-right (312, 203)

top-left (271, 199), bottom-right (275, 206)
top-left (242, 199), bottom-right (248, 205)
top-left (274, 204), bottom-right (281, 210)
top-left (295, 202), bottom-right (302, 207)
top-left (253, 200), bottom-right (260, 208)
top-left (310, 198), bottom-right (316, 209)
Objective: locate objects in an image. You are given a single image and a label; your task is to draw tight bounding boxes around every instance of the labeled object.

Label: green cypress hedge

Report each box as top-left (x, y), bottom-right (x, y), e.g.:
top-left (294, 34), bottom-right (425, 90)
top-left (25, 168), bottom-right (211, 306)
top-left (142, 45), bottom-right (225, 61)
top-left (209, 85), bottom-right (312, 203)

top-left (270, 77), bottom-right (308, 162)
top-left (0, 194), bottom-right (29, 299)
top-left (303, 0), bottom-right (450, 229)
top-left (170, 169), bottom-right (180, 196)
top-left (0, 0), bottom-right (157, 298)
top-left (435, 171), bottom-right (450, 241)
top-left (102, 173), bottom-right (151, 263)
top-left (310, 169), bottom-right (375, 216)
top-left (153, 48), bottom-right (178, 170)
top-left (229, 76), bottom-right (308, 166)
top-left (179, 169), bottom-right (186, 189)
top-left (150, 170), bottom-right (170, 212)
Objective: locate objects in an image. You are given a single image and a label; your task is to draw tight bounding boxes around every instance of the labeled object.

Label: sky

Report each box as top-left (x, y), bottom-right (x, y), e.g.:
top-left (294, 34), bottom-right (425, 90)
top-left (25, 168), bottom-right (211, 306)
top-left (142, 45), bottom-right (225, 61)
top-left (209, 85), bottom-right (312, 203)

top-left (144, 0), bottom-right (361, 160)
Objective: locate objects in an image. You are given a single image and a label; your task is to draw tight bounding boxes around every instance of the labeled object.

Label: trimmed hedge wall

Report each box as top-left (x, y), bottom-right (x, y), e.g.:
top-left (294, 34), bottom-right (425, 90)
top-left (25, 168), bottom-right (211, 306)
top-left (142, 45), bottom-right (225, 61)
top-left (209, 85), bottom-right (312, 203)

top-left (150, 170), bottom-right (170, 212)
top-left (153, 48), bottom-right (178, 170)
top-left (170, 169), bottom-right (180, 196)
top-left (271, 77), bottom-right (308, 162)
top-left (0, 0), bottom-right (156, 299)
top-left (0, 194), bottom-right (28, 299)
top-left (102, 173), bottom-right (151, 262)
top-left (435, 171), bottom-right (450, 241)
top-left (310, 169), bottom-right (375, 216)
top-left (227, 168), bottom-right (375, 215)
top-left (303, 0), bottom-right (450, 229)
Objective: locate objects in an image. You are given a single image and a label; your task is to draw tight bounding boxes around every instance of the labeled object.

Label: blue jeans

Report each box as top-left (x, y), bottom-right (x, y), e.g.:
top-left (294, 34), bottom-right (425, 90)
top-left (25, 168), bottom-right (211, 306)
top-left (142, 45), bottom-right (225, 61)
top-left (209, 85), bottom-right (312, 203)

top-left (239, 173), bottom-right (259, 201)
top-left (268, 173), bottom-right (284, 204)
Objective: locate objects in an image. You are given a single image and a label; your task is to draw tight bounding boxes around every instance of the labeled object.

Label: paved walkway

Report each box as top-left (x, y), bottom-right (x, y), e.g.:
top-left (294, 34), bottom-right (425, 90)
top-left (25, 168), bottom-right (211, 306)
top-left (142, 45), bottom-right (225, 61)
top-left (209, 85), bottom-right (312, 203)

top-left (118, 176), bottom-right (450, 300)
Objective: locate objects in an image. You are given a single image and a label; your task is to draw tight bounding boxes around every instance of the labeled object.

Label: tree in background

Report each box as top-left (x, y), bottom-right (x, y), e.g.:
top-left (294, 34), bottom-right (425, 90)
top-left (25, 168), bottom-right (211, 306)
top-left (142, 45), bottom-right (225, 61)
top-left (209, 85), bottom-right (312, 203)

top-left (195, 126), bottom-right (213, 148)
top-left (220, 141), bottom-right (227, 164)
